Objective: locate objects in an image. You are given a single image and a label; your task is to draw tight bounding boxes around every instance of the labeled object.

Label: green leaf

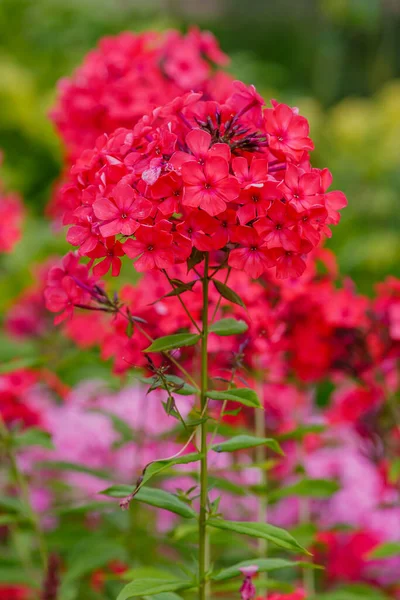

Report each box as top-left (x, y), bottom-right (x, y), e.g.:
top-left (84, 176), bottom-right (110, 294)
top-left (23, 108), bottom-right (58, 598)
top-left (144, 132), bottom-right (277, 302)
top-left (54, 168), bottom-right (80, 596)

top-left (12, 427), bottom-right (54, 450)
top-left (117, 579), bottom-right (193, 600)
top-left (122, 567), bottom-right (179, 581)
top-left (318, 584), bottom-right (390, 600)
top-left (388, 458), bottom-right (400, 484)
top-left (0, 565), bottom-right (37, 587)
top-left (213, 280), bottom-right (246, 308)
top-left (62, 538), bottom-right (127, 584)
top-left (210, 318), bottom-right (248, 336)
top-left (101, 485), bottom-right (196, 518)
top-left (151, 281), bottom-right (196, 303)
top-left (144, 594), bottom-right (183, 600)
top-left (269, 478), bottom-right (340, 501)
top-left (140, 374), bottom-right (197, 396)
top-left (142, 452), bottom-right (203, 487)
top-left (187, 248), bottom-right (204, 272)
top-left (212, 558), bottom-right (311, 581)
top-left (36, 460), bottom-right (111, 480)
top-left (277, 424), bottom-right (326, 441)
top-left (0, 356), bottom-right (43, 374)
top-left (208, 518), bottom-right (308, 554)
top-left (55, 501), bottom-right (115, 515)
top-left (212, 435), bottom-right (283, 456)
top-left (144, 333), bottom-right (200, 353)
top-left (207, 388), bottom-right (262, 408)
top-left (367, 541), bottom-right (400, 559)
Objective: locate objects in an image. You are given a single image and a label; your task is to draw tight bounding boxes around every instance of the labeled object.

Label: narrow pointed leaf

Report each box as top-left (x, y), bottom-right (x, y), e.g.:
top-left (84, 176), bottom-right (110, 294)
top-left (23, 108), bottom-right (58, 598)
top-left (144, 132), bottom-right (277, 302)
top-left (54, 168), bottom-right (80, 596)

top-left (12, 427), bottom-right (54, 450)
top-left (144, 333), bottom-right (200, 353)
top-left (210, 318), bottom-right (248, 336)
top-left (213, 279), bottom-right (246, 308)
top-left (117, 579), bottom-right (193, 600)
top-left (212, 434), bottom-right (283, 456)
top-left (318, 584), bottom-right (390, 600)
top-left (268, 478), bottom-right (340, 501)
top-left (208, 518), bottom-right (308, 554)
top-left (36, 460), bottom-right (111, 479)
top-left (212, 558), bottom-right (314, 581)
top-left (367, 541), bottom-right (400, 559)
top-left (101, 485), bottom-right (195, 518)
top-left (207, 388), bottom-right (262, 408)
top-left (142, 452), bottom-right (203, 486)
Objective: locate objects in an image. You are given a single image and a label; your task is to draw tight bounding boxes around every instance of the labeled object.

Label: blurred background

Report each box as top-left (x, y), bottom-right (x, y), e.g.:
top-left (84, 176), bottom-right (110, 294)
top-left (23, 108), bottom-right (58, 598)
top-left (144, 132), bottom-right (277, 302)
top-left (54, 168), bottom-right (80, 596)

top-left (0, 0), bottom-right (400, 295)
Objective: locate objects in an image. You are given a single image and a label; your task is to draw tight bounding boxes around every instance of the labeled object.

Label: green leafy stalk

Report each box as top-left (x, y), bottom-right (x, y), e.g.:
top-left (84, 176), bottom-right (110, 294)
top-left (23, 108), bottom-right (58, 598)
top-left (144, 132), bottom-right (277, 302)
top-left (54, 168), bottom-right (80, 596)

top-left (255, 395), bottom-right (269, 596)
top-left (199, 254), bottom-right (210, 600)
top-left (0, 416), bottom-right (48, 576)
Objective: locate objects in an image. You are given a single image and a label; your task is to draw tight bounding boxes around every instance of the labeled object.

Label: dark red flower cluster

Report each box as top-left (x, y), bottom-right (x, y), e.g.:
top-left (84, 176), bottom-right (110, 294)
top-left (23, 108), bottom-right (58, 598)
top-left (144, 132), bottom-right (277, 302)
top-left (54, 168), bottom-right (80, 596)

top-left (0, 370), bottom-right (41, 428)
top-left (44, 252), bottom-right (102, 324)
top-left (0, 586), bottom-right (30, 600)
top-left (51, 28), bottom-right (231, 162)
top-left (56, 82), bottom-right (346, 281)
top-left (0, 158), bottom-right (24, 253)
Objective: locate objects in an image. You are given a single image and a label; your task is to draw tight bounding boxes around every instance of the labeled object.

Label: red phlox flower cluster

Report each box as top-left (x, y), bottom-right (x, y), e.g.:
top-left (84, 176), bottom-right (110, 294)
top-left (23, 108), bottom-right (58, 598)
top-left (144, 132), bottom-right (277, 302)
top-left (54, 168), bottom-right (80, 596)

top-left (0, 586), bottom-right (30, 600)
top-left (0, 156), bottom-right (24, 253)
top-left (56, 82), bottom-right (346, 283)
top-left (0, 370), bottom-right (41, 428)
top-left (44, 252), bottom-right (102, 325)
top-left (51, 28), bottom-right (231, 163)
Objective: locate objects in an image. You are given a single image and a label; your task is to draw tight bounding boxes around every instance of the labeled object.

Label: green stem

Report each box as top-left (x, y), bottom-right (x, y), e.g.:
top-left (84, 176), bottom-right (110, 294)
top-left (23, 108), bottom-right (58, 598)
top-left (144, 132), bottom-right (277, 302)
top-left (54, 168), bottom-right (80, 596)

top-left (199, 254), bottom-right (210, 600)
top-left (255, 394), bottom-right (268, 596)
top-left (0, 417), bottom-right (47, 575)
top-left (298, 436), bottom-right (315, 598)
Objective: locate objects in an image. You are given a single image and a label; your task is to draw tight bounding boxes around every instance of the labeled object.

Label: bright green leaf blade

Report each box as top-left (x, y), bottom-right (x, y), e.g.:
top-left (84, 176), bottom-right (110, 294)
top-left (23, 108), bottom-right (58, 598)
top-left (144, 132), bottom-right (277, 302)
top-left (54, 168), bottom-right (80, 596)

top-left (318, 584), bottom-right (390, 600)
top-left (269, 478), bottom-right (340, 501)
top-left (140, 374), bottom-right (197, 396)
top-left (12, 427), bottom-right (54, 450)
top-left (213, 280), bottom-right (246, 308)
top-left (208, 518), bottom-right (308, 554)
top-left (36, 460), bottom-right (111, 479)
top-left (117, 579), bottom-right (193, 600)
top-left (212, 434), bottom-right (283, 456)
top-left (100, 485), bottom-right (196, 518)
top-left (62, 538), bottom-right (127, 584)
top-left (142, 452), bottom-right (203, 486)
top-left (207, 388), bottom-right (262, 408)
top-left (367, 541), bottom-right (400, 559)
top-left (144, 333), bottom-right (200, 353)
top-left (277, 424), bottom-right (326, 442)
top-left (210, 318), bottom-right (248, 336)
top-left (145, 594), bottom-right (183, 600)
top-left (0, 356), bottom-right (43, 374)
top-left (212, 558), bottom-right (303, 581)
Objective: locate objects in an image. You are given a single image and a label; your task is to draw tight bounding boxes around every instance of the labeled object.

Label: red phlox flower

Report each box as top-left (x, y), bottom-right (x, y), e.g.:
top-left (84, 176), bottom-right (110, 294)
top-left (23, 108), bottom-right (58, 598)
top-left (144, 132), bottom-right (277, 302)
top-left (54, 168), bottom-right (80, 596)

top-left (170, 128), bottom-right (230, 171)
top-left (44, 276), bottom-right (84, 324)
top-left (176, 210), bottom-right (218, 252)
top-left (123, 223), bottom-right (174, 271)
top-left (93, 183), bottom-right (152, 237)
top-left (279, 164), bottom-right (322, 210)
top-left (89, 237), bottom-right (125, 277)
top-left (255, 200), bottom-right (301, 251)
top-left (264, 100), bottom-right (314, 161)
top-left (182, 155), bottom-right (240, 216)
top-left (150, 172), bottom-right (183, 216)
top-left (228, 226), bottom-right (274, 279)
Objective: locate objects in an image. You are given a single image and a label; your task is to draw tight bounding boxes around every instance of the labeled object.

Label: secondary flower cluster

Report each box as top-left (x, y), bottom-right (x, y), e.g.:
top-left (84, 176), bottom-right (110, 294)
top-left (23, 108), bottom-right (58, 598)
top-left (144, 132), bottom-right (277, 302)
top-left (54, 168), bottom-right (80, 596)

top-left (51, 28), bottom-right (231, 162)
top-left (58, 82), bottom-right (346, 281)
top-left (0, 159), bottom-right (24, 254)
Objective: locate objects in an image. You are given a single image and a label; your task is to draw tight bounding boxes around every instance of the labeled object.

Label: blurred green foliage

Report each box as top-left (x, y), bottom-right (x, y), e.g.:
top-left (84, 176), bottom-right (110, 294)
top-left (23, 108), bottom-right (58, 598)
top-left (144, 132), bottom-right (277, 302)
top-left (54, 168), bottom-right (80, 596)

top-left (0, 0), bottom-right (399, 292)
